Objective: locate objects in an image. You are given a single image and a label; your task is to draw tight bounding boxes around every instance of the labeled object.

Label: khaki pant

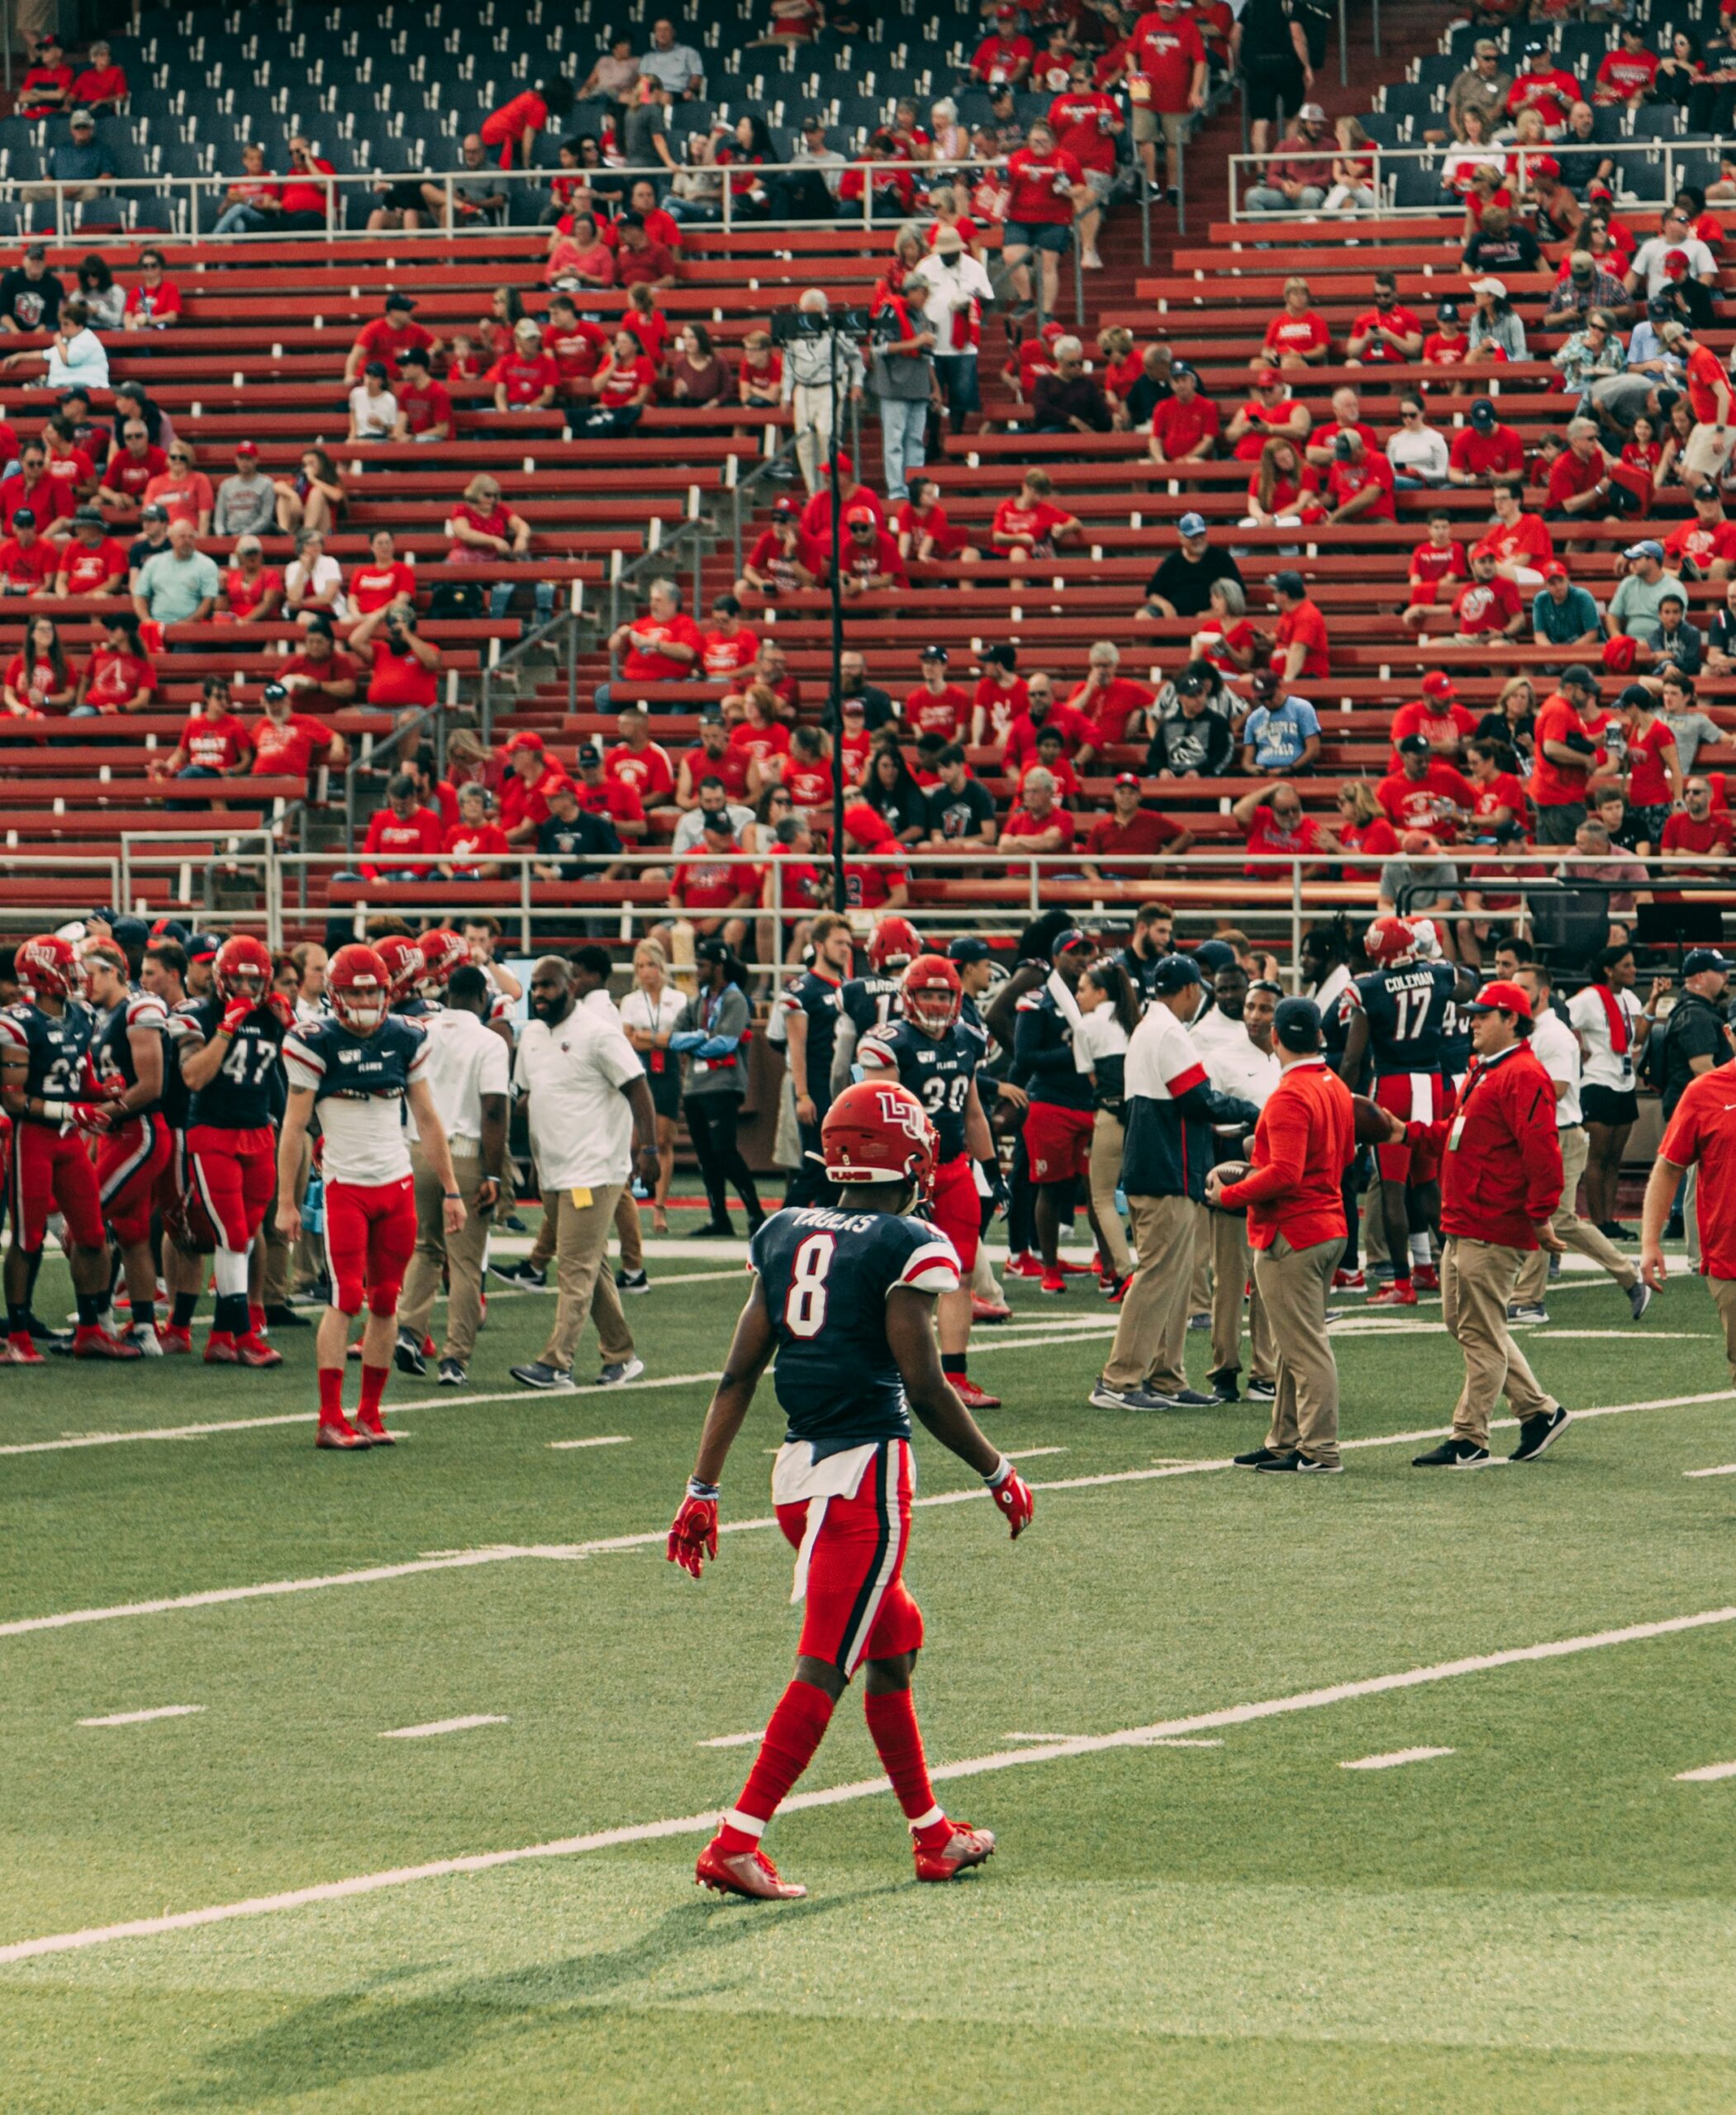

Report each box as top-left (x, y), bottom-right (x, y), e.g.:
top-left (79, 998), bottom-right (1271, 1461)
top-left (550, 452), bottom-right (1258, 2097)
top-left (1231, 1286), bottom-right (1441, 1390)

top-left (1188, 1201), bottom-right (1211, 1316)
top-left (1442, 1235), bottom-right (1553, 1446)
top-left (399, 1145), bottom-right (492, 1362)
top-left (530, 1202), bottom-right (557, 1271)
top-left (1253, 1231), bottom-right (1344, 1466)
top-left (792, 380), bottom-right (838, 494)
top-left (1708, 1275), bottom-right (1736, 1384)
top-left (1210, 1207), bottom-right (1276, 1383)
top-left (1101, 1191), bottom-right (1194, 1395)
top-left (1683, 421), bottom-right (1736, 485)
top-left (613, 1185), bottom-right (644, 1271)
top-left (261, 1129), bottom-right (312, 1305)
top-left (1087, 1109), bottom-right (1132, 1280)
top-left (539, 1181), bottom-right (635, 1374)
top-left (1513, 1124), bottom-right (1636, 1305)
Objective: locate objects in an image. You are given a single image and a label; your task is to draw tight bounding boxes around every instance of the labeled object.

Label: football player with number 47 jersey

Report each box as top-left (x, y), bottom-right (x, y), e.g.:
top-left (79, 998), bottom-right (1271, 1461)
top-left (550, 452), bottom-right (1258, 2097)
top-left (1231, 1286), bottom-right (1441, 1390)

top-left (859, 953), bottom-right (1001, 1410)
top-left (668, 1077), bottom-right (1034, 1903)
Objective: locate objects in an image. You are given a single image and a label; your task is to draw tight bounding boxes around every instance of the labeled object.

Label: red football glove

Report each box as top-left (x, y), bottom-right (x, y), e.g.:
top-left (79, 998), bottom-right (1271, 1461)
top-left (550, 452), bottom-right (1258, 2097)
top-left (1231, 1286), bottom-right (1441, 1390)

top-left (263, 992), bottom-right (296, 1032)
top-left (667, 1492), bottom-right (719, 1578)
top-left (69, 1101), bottom-right (112, 1134)
top-left (220, 998), bottom-right (254, 1036)
top-left (987, 1459), bottom-right (1034, 1540)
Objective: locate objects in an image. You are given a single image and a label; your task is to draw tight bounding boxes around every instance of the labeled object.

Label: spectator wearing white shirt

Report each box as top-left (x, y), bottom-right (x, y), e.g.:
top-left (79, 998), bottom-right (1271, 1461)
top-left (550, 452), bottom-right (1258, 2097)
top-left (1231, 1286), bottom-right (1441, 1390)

top-left (617, 937), bottom-right (687, 1234)
top-left (509, 955), bottom-right (661, 1390)
top-left (1386, 393), bottom-right (1450, 487)
top-left (347, 361), bottom-right (400, 442)
top-left (1508, 960), bottom-right (1645, 1322)
top-left (905, 225), bottom-right (995, 430)
top-left (1625, 212), bottom-right (1719, 323)
top-left (397, 965), bottom-right (512, 1383)
top-left (1567, 940), bottom-right (1661, 1236)
top-left (284, 525), bottom-right (346, 623)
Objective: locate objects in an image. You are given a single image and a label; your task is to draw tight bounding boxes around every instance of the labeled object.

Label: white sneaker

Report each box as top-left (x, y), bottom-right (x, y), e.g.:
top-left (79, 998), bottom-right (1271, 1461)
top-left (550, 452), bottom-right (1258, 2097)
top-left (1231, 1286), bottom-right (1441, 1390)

top-left (595, 1356), bottom-right (646, 1385)
top-left (128, 1325), bottom-right (164, 1357)
top-left (1082, 249), bottom-right (1104, 269)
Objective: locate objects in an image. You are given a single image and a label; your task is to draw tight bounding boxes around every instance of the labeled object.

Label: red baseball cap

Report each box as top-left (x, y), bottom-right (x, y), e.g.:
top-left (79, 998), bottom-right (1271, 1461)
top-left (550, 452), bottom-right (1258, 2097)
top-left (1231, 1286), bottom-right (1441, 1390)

top-left (1531, 154), bottom-right (1560, 180)
top-left (1113, 771), bottom-right (1141, 788)
top-left (504, 730), bottom-right (545, 753)
top-left (235, 440), bottom-right (259, 457)
top-left (843, 802), bottom-right (893, 847)
top-left (1420, 671), bottom-right (1457, 700)
top-left (1467, 977), bottom-right (1532, 1019)
top-left (1255, 365), bottom-right (1282, 387)
top-left (773, 495), bottom-right (800, 517)
top-left (844, 503), bottom-right (876, 526)
top-left (1542, 559), bottom-right (1569, 580)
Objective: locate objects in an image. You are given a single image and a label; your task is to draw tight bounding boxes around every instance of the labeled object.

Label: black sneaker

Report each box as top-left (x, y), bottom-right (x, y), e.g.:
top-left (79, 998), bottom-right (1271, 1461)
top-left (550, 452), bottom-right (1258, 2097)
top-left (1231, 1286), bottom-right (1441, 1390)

top-left (490, 1259), bottom-right (547, 1287)
top-left (263, 1303), bottom-right (309, 1328)
top-left (1254, 1449), bottom-right (1342, 1474)
top-left (1506, 1302), bottom-right (1548, 1324)
top-left (511, 1362), bottom-right (576, 1392)
top-left (503, 1212), bottom-right (528, 1233)
top-left (1509, 1404), bottom-right (1570, 1462)
top-left (689, 1220), bottom-right (737, 1240)
top-left (616, 1267), bottom-right (649, 1294)
top-left (1597, 1219), bottom-right (1635, 1243)
top-left (393, 1329), bottom-right (426, 1379)
top-left (1207, 1371), bottom-right (1240, 1404)
top-left (1412, 1438), bottom-right (1492, 1468)
top-left (1157, 1387), bottom-right (1216, 1408)
top-left (1233, 1446), bottom-right (1282, 1468)
top-left (1626, 1280), bottom-right (1653, 1321)
top-left (1246, 1376), bottom-right (1277, 1400)
top-left (1664, 1213), bottom-right (1686, 1243)
top-left (437, 1357), bottom-right (466, 1386)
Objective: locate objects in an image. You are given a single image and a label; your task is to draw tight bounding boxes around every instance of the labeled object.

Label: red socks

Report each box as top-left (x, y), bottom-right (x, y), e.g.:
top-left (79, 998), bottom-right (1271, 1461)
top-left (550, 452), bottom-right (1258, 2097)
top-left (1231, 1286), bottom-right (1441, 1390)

top-left (249, 1303), bottom-right (267, 1340)
top-left (864, 1688), bottom-right (949, 1848)
top-left (316, 1366), bottom-right (344, 1422)
top-left (358, 1362), bottom-right (388, 1423)
top-left (716, 1679), bottom-right (835, 1854)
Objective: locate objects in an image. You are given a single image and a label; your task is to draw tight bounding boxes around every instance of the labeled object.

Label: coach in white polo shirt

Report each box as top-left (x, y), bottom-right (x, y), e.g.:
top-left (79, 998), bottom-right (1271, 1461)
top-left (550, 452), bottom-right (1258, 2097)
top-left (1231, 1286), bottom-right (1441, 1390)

top-left (1509, 960), bottom-right (1648, 1324)
top-left (397, 963), bottom-right (512, 1385)
top-left (510, 954), bottom-right (661, 1392)
top-left (1192, 966), bottom-right (1282, 1401)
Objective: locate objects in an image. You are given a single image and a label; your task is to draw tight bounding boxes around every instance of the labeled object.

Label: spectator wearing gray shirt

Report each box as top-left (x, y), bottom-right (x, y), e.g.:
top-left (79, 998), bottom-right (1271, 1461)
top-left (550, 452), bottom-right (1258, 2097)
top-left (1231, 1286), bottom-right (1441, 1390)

top-left (133, 518), bottom-right (220, 625)
top-left (22, 109), bottom-right (112, 216)
top-left (212, 441), bottom-right (277, 538)
top-left (1661, 673), bottom-right (1719, 770)
top-left (640, 20), bottom-right (705, 97)
top-left (1608, 541), bottom-right (1684, 649)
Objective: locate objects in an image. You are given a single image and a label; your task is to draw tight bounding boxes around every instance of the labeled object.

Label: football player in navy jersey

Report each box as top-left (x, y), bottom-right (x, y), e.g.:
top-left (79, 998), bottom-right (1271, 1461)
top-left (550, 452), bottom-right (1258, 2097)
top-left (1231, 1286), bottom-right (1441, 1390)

top-left (175, 934), bottom-right (292, 1366)
top-left (1338, 917), bottom-right (1472, 1309)
top-left (375, 930), bottom-right (438, 1019)
top-left (277, 943), bottom-right (464, 1449)
top-left (141, 936), bottom-right (206, 1351)
top-left (778, 910), bottom-right (854, 1207)
top-left (948, 933), bottom-right (1015, 1324)
top-left (668, 1078), bottom-right (1034, 1902)
top-left (828, 914), bottom-right (920, 1096)
top-left (1, 934), bottom-right (137, 1362)
top-left (83, 942), bottom-right (172, 1353)
top-left (859, 954), bottom-right (1000, 1409)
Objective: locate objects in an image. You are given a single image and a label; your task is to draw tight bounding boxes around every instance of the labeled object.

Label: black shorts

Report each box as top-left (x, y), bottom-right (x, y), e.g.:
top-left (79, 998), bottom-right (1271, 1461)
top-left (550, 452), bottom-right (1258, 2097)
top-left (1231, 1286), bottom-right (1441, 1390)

top-left (1243, 55), bottom-right (1307, 125)
top-left (1581, 1083), bottom-right (1638, 1128)
top-left (643, 1058), bottom-right (683, 1121)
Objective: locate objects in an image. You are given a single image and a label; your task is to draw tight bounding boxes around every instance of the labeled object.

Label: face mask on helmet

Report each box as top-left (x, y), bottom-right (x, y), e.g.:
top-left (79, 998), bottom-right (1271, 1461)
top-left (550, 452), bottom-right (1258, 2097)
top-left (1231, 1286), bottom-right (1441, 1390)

top-left (214, 934), bottom-right (272, 1002)
top-left (902, 953), bottom-right (962, 1036)
top-left (329, 944), bottom-right (392, 1034)
top-left (17, 933), bottom-right (82, 1001)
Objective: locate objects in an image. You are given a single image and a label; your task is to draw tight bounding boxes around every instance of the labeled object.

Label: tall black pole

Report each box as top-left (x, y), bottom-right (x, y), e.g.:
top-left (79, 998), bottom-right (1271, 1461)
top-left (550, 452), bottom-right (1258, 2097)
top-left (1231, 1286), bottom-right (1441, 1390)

top-left (828, 321), bottom-right (848, 917)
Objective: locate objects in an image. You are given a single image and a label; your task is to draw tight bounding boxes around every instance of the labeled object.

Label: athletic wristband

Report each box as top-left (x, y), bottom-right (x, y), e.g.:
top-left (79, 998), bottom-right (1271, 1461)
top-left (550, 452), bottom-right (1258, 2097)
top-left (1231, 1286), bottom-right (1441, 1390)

top-left (687, 1476), bottom-right (720, 1500)
top-left (983, 1456), bottom-right (1014, 1490)
top-left (40, 1098), bottom-right (68, 1124)
top-left (443, 1191), bottom-right (461, 1200)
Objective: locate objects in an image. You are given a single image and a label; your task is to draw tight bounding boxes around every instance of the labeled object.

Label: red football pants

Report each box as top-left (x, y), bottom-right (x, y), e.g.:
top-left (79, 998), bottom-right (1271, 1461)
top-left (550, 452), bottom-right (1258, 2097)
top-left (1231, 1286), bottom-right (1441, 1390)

top-left (96, 1114), bottom-right (173, 1246)
top-left (323, 1174), bottom-right (417, 1315)
top-left (9, 1121), bottom-right (105, 1250)
top-left (775, 1438), bottom-right (924, 1675)
top-left (186, 1124), bottom-right (278, 1250)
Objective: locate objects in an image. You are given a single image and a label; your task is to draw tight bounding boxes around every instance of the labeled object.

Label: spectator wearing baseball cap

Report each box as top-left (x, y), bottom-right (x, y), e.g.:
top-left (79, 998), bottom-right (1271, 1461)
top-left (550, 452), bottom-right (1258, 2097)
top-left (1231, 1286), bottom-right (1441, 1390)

top-left (1448, 396), bottom-right (1525, 486)
top-left (345, 291), bottom-right (438, 385)
top-left (53, 506), bottom-right (127, 601)
top-left (498, 730), bottom-right (573, 845)
top-left (1244, 104), bottom-right (1332, 211)
top-left (1147, 359), bottom-right (1220, 463)
top-left (1139, 509), bottom-right (1242, 622)
top-left (1608, 539), bottom-right (1684, 655)
top-left (1532, 558), bottom-right (1605, 654)
top-left (1447, 39), bottom-right (1510, 145)
top-left (1225, 365), bottom-right (1309, 463)
top-left (212, 440), bottom-right (276, 539)
top-left (1465, 269), bottom-right (1531, 360)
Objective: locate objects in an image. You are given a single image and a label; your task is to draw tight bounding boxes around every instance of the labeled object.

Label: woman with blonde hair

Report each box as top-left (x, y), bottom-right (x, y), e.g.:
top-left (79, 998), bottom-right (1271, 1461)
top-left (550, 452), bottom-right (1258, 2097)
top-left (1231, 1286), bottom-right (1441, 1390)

top-left (1242, 435), bottom-right (1323, 527)
top-left (1325, 116), bottom-right (1377, 212)
top-left (616, 937), bottom-right (686, 1234)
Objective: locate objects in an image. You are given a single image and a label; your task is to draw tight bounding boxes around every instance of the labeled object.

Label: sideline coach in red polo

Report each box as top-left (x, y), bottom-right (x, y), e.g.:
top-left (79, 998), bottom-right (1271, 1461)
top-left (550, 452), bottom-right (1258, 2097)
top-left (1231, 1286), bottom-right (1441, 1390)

top-left (1395, 979), bottom-right (1569, 1469)
top-left (1642, 1056), bottom-right (1736, 1380)
top-left (1210, 996), bottom-right (1355, 1474)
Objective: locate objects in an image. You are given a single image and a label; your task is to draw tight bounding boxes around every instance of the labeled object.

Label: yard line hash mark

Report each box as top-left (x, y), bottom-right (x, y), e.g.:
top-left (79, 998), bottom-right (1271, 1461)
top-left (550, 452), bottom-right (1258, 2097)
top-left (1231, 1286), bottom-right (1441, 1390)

top-left (1676, 1760), bottom-right (1736, 1782)
top-left (379, 1717), bottom-right (509, 1740)
top-left (548, 1437), bottom-right (633, 1451)
top-left (1341, 1747), bottom-right (1455, 1771)
top-left (698, 1732), bottom-right (764, 1749)
top-left (6, 1601), bottom-right (1733, 1965)
top-left (78, 1706), bottom-right (205, 1728)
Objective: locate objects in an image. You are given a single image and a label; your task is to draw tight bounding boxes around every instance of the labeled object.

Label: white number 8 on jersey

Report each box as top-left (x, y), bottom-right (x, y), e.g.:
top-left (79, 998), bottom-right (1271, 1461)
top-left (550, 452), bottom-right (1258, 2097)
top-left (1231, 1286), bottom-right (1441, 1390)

top-left (783, 1232), bottom-right (837, 1338)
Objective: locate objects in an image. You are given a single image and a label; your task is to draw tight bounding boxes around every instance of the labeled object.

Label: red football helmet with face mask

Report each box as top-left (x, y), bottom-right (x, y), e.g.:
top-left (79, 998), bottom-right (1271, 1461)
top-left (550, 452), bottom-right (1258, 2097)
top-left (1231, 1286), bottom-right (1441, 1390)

top-left (1364, 916), bottom-right (1417, 967)
top-left (17, 933), bottom-right (83, 1001)
top-left (418, 927), bottom-right (468, 991)
top-left (327, 944), bottom-right (392, 1035)
top-left (821, 1077), bottom-right (939, 1199)
top-left (213, 933), bottom-right (273, 1003)
top-left (868, 915), bottom-right (921, 972)
top-left (901, 953), bottom-right (963, 1038)
top-left (373, 932), bottom-right (426, 1002)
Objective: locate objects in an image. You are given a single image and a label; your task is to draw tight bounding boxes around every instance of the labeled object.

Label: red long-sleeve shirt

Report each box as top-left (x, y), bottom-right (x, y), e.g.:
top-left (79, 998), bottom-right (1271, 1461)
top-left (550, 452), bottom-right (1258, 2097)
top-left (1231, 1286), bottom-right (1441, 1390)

top-left (1410, 1040), bottom-right (1563, 1249)
top-left (1218, 1057), bottom-right (1353, 1251)
top-left (359, 806), bottom-right (445, 878)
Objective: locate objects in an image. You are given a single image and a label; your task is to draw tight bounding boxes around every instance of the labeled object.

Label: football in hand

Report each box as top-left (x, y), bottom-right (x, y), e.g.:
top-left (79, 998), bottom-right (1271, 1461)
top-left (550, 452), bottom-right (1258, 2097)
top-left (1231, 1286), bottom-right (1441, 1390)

top-left (1351, 1094), bottom-right (1393, 1145)
top-left (1213, 1161), bottom-right (1250, 1214)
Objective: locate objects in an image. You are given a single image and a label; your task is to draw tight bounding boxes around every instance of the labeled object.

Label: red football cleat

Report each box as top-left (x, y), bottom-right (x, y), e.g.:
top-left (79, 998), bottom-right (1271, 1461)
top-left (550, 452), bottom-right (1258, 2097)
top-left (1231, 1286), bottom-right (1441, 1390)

top-left (952, 1375), bottom-right (1002, 1411)
top-left (4, 1331), bottom-right (45, 1364)
top-left (1006, 1252), bottom-right (1045, 1281)
top-left (914, 1820), bottom-right (996, 1882)
top-left (1413, 1263), bottom-right (1440, 1291)
top-left (156, 1323), bottom-right (193, 1353)
top-left (234, 1332), bottom-right (283, 1369)
top-left (1058, 1257), bottom-right (1091, 1275)
top-left (356, 1413), bottom-right (397, 1447)
top-left (1367, 1282), bottom-right (1418, 1308)
top-left (1104, 1271), bottom-right (1132, 1304)
top-left (695, 1837), bottom-right (806, 1900)
top-left (1090, 1255), bottom-right (1104, 1276)
top-left (971, 1294), bottom-right (1012, 1324)
top-left (1039, 1270), bottom-right (1066, 1295)
top-left (1333, 1268), bottom-right (1366, 1291)
top-left (316, 1416), bottom-right (370, 1451)
top-left (73, 1324), bottom-right (142, 1360)
top-left (204, 1330), bottom-right (237, 1363)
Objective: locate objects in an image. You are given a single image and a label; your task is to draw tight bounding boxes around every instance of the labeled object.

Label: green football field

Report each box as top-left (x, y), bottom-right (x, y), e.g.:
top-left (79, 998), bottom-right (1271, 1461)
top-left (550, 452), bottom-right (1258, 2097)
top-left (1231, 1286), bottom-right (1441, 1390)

top-left (6, 1224), bottom-right (1736, 2115)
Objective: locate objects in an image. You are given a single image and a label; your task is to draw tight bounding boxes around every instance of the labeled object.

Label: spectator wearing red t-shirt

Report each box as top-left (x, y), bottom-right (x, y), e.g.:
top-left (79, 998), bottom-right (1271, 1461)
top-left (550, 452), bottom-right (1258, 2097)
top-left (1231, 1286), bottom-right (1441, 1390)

top-left (95, 423), bottom-right (168, 516)
top-left (53, 509), bottom-right (127, 597)
top-left (440, 782), bottom-right (511, 879)
top-left (1001, 768), bottom-right (1077, 873)
top-left (1226, 369), bottom-right (1311, 463)
top-left (838, 509), bottom-right (908, 597)
top-left (1048, 64), bottom-right (1122, 267)
top-left (1529, 671), bottom-right (1605, 843)
top-left (568, 742), bottom-right (649, 840)
top-left (359, 773), bottom-right (446, 879)
top-left (1003, 682), bottom-right (1095, 770)
top-left (1068, 644), bottom-right (1155, 746)
top-left (903, 647), bottom-right (971, 739)
top-left (1232, 780), bottom-right (1335, 879)
top-left (498, 733), bottom-right (573, 844)
top-left (490, 318), bottom-right (561, 410)
top-left (699, 594), bottom-right (759, 682)
top-left (616, 217), bottom-right (680, 290)
top-left (154, 677), bottom-right (252, 783)
top-left (1346, 272), bottom-right (1424, 364)
top-left (223, 535), bottom-right (283, 624)
top-left (278, 136), bottom-right (335, 227)
top-left (391, 348), bottom-right (454, 440)
top-left (678, 712), bottom-right (753, 806)
top-left (578, 328), bottom-right (657, 437)
top-left (991, 468), bottom-right (1082, 559)
top-left (1403, 516), bottom-right (1468, 625)
top-left (1322, 430), bottom-right (1396, 523)
top-left (602, 578), bottom-right (704, 704)
top-left (1658, 777), bottom-right (1734, 886)
top-left (1391, 673), bottom-right (1480, 762)
top-left (1263, 276), bottom-right (1332, 368)
top-left (1264, 573), bottom-right (1331, 685)
top-left (350, 600), bottom-right (442, 711)
top-left (1450, 548), bottom-right (1526, 641)
top-left (479, 75), bottom-right (568, 168)
top-left (347, 528), bottom-right (416, 617)
top-left (0, 510), bottom-right (59, 596)
top-left (1475, 479), bottom-right (1554, 587)
top-left (1149, 367), bottom-right (1220, 460)
top-left (1081, 774), bottom-right (1193, 876)
top-left (74, 613), bottom-right (155, 715)
top-left (345, 293), bottom-right (438, 384)
top-left (1594, 27), bottom-right (1658, 107)
top-left (1505, 51), bottom-right (1582, 131)
top-left (1448, 398), bottom-right (1525, 484)
top-left (607, 706), bottom-right (678, 805)
top-left (1001, 121), bottom-right (1088, 319)
top-left (250, 681), bottom-right (344, 779)
top-left (1129, 0), bottom-right (1206, 193)
top-left (1664, 486), bottom-right (1736, 578)
top-left (971, 22), bottom-right (1034, 85)
top-left (1377, 740), bottom-right (1476, 840)
top-left (278, 620), bottom-right (359, 709)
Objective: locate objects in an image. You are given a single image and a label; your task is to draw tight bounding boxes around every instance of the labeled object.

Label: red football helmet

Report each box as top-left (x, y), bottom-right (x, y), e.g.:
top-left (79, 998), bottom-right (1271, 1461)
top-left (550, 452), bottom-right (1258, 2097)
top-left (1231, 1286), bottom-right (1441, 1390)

top-left (418, 927), bottom-right (468, 991)
top-left (868, 915), bottom-right (921, 972)
top-left (213, 933), bottom-right (273, 1003)
top-left (1364, 916), bottom-right (1416, 967)
top-left (17, 933), bottom-right (83, 1001)
top-left (822, 1077), bottom-right (939, 1199)
top-left (373, 932), bottom-right (426, 1002)
top-left (902, 953), bottom-right (962, 1038)
top-left (328, 943), bottom-right (391, 1034)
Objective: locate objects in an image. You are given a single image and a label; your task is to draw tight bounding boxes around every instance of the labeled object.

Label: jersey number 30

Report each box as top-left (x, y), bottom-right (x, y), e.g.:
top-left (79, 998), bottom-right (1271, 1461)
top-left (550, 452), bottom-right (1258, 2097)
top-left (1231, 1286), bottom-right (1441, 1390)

top-left (783, 1232), bottom-right (837, 1338)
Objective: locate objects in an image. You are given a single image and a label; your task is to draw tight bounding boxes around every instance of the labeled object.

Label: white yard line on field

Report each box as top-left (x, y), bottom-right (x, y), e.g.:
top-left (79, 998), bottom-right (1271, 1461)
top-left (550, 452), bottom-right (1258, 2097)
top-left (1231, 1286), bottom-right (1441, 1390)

top-left (4, 1601), bottom-right (1732, 1965)
top-left (1341, 1746), bottom-right (1455, 1771)
top-left (378, 1716), bottom-right (508, 1740)
top-left (548, 1437), bottom-right (633, 1451)
top-left (3, 1390), bottom-right (1731, 1643)
top-left (77, 1705), bottom-right (204, 1728)
top-left (1676, 1759), bottom-right (1736, 1782)
top-left (1684, 1463), bottom-right (1736, 1479)
top-left (697, 1732), bottom-right (763, 1749)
